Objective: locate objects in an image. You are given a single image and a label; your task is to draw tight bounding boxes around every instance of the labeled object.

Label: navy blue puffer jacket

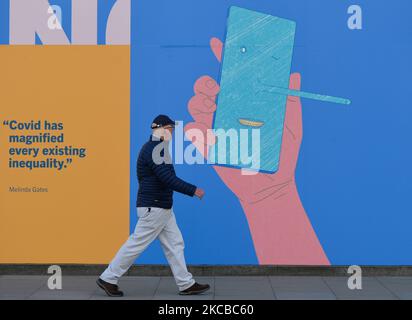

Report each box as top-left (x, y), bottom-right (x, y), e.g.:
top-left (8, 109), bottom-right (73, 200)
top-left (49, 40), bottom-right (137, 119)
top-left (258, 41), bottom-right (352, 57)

top-left (136, 136), bottom-right (197, 209)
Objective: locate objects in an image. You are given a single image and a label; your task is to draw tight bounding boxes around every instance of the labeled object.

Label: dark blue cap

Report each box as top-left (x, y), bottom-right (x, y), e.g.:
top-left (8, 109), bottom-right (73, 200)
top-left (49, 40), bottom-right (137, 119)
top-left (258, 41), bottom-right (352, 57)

top-left (151, 115), bottom-right (176, 129)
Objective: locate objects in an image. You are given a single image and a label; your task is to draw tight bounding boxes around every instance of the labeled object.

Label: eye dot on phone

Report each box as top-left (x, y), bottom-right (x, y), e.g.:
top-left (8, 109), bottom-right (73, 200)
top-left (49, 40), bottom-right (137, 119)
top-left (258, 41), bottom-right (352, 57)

top-left (240, 46), bottom-right (247, 53)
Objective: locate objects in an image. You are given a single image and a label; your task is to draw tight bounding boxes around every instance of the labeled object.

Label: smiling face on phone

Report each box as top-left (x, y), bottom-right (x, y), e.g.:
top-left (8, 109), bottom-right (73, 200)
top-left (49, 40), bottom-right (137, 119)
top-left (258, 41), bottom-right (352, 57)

top-left (212, 6), bottom-right (296, 173)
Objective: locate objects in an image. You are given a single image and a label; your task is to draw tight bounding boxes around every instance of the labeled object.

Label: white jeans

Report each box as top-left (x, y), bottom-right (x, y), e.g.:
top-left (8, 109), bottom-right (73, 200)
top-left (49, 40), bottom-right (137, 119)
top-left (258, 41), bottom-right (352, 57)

top-left (100, 207), bottom-right (195, 291)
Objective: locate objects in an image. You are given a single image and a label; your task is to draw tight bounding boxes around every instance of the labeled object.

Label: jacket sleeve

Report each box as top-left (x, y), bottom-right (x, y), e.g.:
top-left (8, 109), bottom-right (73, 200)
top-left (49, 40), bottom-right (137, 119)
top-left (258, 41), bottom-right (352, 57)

top-left (148, 159), bottom-right (197, 197)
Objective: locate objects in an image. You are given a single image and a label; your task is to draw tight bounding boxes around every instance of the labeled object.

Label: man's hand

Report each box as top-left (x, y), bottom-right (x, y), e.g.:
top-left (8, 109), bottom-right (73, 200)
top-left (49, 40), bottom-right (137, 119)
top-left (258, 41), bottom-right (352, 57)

top-left (194, 188), bottom-right (205, 200)
top-left (184, 37), bottom-right (330, 265)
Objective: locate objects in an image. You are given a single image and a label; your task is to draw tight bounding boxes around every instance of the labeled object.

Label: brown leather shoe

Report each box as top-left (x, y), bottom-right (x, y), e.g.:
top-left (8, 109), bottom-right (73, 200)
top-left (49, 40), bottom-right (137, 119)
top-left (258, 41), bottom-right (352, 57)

top-left (179, 282), bottom-right (210, 295)
top-left (96, 278), bottom-right (124, 297)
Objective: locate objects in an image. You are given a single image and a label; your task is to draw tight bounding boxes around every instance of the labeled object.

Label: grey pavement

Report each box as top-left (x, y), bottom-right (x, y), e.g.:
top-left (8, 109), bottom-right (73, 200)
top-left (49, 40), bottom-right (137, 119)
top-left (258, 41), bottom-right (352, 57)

top-left (1, 275), bottom-right (412, 300)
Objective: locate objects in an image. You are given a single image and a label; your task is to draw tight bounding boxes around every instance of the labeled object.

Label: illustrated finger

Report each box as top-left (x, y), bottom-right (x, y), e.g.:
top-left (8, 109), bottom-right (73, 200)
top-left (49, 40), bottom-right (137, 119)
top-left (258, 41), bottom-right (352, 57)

top-left (284, 72), bottom-right (303, 141)
top-left (188, 93), bottom-right (216, 127)
top-left (210, 37), bottom-right (223, 63)
top-left (194, 75), bottom-right (220, 97)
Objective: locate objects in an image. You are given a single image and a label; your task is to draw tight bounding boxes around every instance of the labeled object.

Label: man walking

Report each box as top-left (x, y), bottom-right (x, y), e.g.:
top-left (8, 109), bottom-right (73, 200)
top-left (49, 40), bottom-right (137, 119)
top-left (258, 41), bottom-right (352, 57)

top-left (97, 115), bottom-right (210, 297)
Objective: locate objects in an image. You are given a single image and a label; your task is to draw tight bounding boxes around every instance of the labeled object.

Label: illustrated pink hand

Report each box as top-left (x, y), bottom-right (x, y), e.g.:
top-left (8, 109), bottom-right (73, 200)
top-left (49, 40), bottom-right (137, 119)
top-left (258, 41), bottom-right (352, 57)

top-left (185, 38), bottom-right (330, 265)
top-left (186, 38), bottom-right (302, 206)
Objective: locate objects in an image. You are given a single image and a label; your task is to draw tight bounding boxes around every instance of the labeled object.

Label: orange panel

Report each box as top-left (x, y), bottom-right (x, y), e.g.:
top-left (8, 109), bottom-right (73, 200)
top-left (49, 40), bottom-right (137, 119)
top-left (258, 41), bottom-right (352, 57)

top-left (0, 46), bottom-right (130, 264)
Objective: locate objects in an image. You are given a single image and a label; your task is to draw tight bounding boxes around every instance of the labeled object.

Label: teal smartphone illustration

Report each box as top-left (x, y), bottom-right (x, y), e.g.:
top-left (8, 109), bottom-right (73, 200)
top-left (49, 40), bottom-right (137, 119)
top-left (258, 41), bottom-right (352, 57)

top-left (210, 6), bottom-right (296, 173)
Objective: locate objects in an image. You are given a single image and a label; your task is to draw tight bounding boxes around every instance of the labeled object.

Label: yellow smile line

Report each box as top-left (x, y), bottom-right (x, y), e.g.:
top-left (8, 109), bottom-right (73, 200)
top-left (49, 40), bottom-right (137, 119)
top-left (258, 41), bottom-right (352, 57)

top-left (238, 118), bottom-right (264, 128)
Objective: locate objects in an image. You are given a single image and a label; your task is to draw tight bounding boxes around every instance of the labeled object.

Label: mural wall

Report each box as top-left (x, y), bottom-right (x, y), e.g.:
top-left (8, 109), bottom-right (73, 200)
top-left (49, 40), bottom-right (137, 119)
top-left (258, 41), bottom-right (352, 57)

top-left (1, 0), bottom-right (412, 266)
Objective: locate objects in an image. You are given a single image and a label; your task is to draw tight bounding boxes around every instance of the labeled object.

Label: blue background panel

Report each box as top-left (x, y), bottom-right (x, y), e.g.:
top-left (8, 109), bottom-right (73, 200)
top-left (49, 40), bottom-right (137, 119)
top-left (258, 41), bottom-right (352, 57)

top-left (131, 0), bottom-right (412, 265)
